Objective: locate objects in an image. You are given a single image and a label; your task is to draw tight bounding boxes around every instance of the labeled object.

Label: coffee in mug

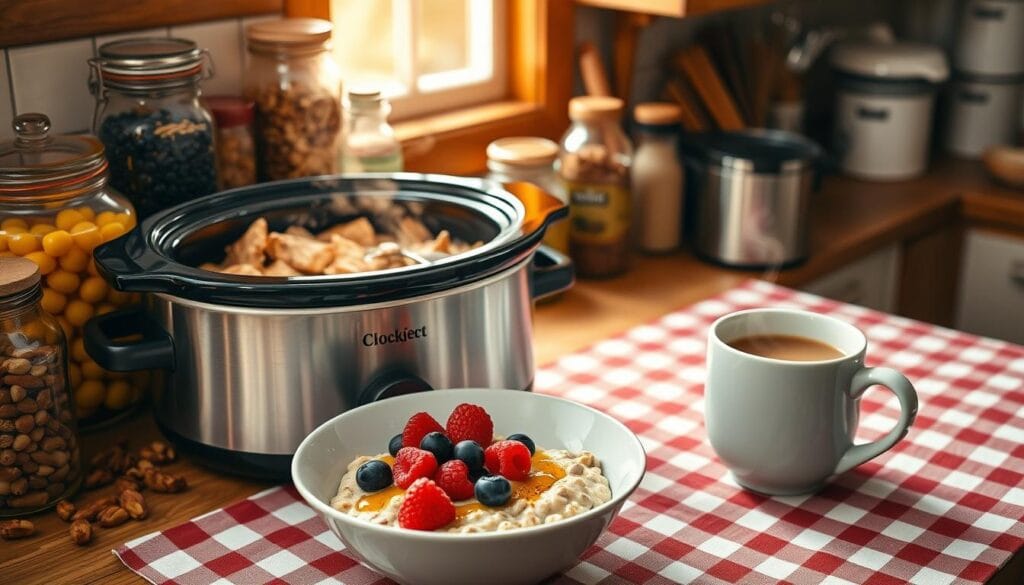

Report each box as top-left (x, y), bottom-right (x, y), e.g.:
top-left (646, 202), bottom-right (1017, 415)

top-left (705, 309), bottom-right (918, 496)
top-left (728, 334), bottom-right (844, 361)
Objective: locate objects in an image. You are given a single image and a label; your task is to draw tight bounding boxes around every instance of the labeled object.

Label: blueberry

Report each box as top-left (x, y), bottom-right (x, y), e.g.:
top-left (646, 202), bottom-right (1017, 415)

top-left (474, 475), bottom-right (512, 507)
top-left (355, 460), bottom-right (393, 492)
top-left (388, 433), bottom-right (404, 457)
top-left (507, 433), bottom-right (536, 455)
top-left (453, 440), bottom-right (484, 471)
top-left (468, 467), bottom-right (487, 484)
top-left (419, 432), bottom-right (453, 464)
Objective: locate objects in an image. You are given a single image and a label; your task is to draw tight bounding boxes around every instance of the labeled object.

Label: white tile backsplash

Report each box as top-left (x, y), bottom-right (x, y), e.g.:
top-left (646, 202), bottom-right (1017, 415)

top-left (170, 19), bottom-right (243, 96)
top-left (8, 38), bottom-right (95, 134)
top-left (0, 50), bottom-right (14, 141)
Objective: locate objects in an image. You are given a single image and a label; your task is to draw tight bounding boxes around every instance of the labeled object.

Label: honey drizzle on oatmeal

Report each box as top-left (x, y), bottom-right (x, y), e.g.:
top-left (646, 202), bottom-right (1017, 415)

top-left (354, 452), bottom-right (567, 518)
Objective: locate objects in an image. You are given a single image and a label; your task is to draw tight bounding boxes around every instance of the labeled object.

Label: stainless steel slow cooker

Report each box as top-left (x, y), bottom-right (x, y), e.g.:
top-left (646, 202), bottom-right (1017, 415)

top-left (681, 130), bottom-right (823, 270)
top-left (84, 174), bottom-right (572, 478)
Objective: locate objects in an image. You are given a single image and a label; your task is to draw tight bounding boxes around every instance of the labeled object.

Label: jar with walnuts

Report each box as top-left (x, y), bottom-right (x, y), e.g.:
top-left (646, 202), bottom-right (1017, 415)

top-left (244, 18), bottom-right (342, 181)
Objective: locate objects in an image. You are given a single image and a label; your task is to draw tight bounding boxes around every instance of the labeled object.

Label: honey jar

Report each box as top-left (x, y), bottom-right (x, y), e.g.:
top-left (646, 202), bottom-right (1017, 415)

top-left (0, 113), bottom-right (145, 428)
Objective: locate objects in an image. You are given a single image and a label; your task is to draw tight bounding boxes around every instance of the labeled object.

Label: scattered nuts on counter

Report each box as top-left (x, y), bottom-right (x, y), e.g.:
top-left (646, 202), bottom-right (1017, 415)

top-left (0, 518), bottom-right (34, 539)
top-left (97, 505), bottom-right (129, 527)
top-left (69, 518), bottom-right (92, 545)
top-left (119, 489), bottom-right (147, 520)
top-left (56, 499), bottom-right (75, 521)
top-left (84, 468), bottom-right (114, 490)
top-left (72, 496), bottom-right (116, 522)
top-left (139, 440), bottom-right (176, 465)
top-left (143, 469), bottom-right (187, 493)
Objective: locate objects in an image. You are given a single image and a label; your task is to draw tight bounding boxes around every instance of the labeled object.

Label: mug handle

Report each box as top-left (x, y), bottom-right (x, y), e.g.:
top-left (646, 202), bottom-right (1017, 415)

top-left (835, 367), bottom-right (919, 475)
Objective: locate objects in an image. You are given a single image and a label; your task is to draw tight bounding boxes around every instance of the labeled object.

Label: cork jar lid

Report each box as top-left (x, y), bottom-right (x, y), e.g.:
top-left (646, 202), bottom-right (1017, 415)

top-left (569, 96), bottom-right (624, 122)
top-left (634, 102), bottom-right (682, 126)
top-left (246, 18), bottom-right (333, 47)
top-left (0, 257), bottom-right (41, 298)
top-left (487, 137), bottom-right (559, 167)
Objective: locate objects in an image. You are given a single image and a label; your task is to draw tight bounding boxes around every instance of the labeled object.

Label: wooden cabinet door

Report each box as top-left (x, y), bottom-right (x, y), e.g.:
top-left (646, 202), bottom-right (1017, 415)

top-left (956, 229), bottom-right (1024, 344)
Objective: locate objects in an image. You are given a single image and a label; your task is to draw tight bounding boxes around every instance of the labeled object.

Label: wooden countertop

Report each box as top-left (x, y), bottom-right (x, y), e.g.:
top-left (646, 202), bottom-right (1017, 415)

top-left (4, 159), bottom-right (1024, 585)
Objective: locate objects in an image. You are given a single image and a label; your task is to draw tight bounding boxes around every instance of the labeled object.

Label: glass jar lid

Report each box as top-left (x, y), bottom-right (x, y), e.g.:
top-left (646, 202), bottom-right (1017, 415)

top-left (0, 113), bottom-right (107, 193)
top-left (92, 37), bottom-right (209, 92)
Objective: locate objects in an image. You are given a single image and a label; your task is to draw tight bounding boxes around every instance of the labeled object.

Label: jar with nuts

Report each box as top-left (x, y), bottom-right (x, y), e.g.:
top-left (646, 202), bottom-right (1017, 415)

top-left (558, 97), bottom-right (634, 278)
top-left (244, 18), bottom-right (342, 181)
top-left (0, 113), bottom-right (147, 429)
top-left (204, 96), bottom-right (257, 190)
top-left (0, 257), bottom-right (81, 517)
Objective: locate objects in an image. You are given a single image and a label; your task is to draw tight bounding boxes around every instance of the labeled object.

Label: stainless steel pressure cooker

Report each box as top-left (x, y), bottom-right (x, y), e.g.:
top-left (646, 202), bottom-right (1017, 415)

top-left (84, 174), bottom-right (572, 478)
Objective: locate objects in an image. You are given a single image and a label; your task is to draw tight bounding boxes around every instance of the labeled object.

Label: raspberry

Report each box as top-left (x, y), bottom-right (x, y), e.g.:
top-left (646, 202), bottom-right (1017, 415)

top-left (484, 440), bottom-right (532, 481)
top-left (393, 447), bottom-right (438, 489)
top-left (402, 412), bottom-right (445, 449)
top-left (445, 403), bottom-right (493, 446)
top-left (398, 478), bottom-right (456, 531)
top-left (434, 460), bottom-right (475, 501)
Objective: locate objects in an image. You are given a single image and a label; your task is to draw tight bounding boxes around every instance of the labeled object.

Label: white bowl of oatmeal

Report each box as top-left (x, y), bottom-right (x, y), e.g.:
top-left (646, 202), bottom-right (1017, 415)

top-left (292, 389), bottom-right (646, 585)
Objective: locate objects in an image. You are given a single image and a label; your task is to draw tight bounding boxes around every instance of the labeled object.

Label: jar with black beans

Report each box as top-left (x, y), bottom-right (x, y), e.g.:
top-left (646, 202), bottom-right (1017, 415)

top-left (91, 38), bottom-right (218, 219)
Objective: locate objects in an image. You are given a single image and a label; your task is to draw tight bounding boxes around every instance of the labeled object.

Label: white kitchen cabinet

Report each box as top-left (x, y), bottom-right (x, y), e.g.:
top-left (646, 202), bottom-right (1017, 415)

top-left (802, 244), bottom-right (901, 312)
top-left (956, 229), bottom-right (1024, 344)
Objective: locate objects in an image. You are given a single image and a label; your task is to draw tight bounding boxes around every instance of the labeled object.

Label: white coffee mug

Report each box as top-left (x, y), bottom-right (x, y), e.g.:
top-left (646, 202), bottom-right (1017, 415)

top-left (705, 309), bottom-right (919, 496)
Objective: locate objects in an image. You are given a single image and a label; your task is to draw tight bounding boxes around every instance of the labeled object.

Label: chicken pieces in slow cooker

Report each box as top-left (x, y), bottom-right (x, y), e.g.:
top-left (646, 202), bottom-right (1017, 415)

top-left (201, 216), bottom-right (480, 276)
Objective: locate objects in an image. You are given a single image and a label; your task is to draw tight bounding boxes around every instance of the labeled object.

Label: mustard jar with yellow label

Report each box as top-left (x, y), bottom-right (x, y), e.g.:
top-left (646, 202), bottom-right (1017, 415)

top-left (0, 113), bottom-right (143, 428)
top-left (558, 97), bottom-right (633, 277)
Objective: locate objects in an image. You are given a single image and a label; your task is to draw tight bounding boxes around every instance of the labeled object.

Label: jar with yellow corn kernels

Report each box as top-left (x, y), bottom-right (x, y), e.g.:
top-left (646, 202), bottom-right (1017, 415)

top-left (0, 113), bottom-right (145, 428)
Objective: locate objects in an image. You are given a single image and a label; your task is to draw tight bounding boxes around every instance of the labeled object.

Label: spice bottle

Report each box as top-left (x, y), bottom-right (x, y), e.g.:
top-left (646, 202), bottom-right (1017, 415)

top-left (245, 18), bottom-right (342, 181)
top-left (0, 257), bottom-right (81, 517)
top-left (486, 137), bottom-right (568, 253)
top-left (342, 89), bottom-right (403, 172)
top-left (0, 113), bottom-right (144, 428)
top-left (90, 38), bottom-right (218, 219)
top-left (558, 97), bottom-right (633, 277)
top-left (632, 103), bottom-right (683, 253)
top-left (204, 96), bottom-right (257, 189)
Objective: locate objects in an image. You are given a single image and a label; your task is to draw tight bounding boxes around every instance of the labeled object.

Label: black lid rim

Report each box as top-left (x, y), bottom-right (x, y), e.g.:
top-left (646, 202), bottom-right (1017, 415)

top-left (93, 173), bottom-right (558, 309)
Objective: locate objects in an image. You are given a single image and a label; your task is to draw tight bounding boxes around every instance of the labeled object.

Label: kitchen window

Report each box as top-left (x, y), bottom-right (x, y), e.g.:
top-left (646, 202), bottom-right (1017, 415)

top-left (329, 0), bottom-right (507, 121)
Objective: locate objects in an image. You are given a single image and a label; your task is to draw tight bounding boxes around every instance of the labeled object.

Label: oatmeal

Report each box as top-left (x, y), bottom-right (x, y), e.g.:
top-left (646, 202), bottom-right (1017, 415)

top-left (329, 403), bottom-right (613, 532)
top-left (331, 448), bottom-right (611, 533)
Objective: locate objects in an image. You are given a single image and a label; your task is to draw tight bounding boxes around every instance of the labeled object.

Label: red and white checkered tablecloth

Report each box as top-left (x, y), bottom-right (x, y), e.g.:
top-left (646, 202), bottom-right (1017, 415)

top-left (115, 280), bottom-right (1024, 585)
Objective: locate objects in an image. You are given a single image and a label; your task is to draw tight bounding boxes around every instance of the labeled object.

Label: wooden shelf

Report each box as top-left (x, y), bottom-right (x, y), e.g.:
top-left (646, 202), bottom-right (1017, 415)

top-left (574, 0), bottom-right (774, 18)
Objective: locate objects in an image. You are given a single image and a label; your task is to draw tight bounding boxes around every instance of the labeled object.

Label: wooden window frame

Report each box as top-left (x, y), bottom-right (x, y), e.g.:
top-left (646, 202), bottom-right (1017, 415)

top-left (289, 0), bottom-right (573, 175)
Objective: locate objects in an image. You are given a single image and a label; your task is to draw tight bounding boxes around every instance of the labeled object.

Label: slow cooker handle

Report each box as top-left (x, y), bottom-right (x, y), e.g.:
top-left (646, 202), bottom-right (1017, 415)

top-left (531, 245), bottom-right (574, 300)
top-left (83, 306), bottom-right (175, 371)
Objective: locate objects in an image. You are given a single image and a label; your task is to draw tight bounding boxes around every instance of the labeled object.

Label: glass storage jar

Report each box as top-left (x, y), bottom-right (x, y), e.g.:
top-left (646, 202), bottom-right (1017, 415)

top-left (486, 136), bottom-right (568, 253)
top-left (0, 257), bottom-right (81, 516)
top-left (90, 38), bottom-right (218, 219)
top-left (0, 113), bottom-right (145, 428)
top-left (341, 89), bottom-right (402, 172)
top-left (558, 97), bottom-right (633, 278)
top-left (244, 18), bottom-right (342, 181)
top-left (204, 96), bottom-right (257, 189)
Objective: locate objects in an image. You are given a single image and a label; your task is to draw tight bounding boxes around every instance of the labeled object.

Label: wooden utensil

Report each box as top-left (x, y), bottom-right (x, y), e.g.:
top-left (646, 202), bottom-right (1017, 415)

top-left (664, 79), bottom-right (710, 132)
top-left (612, 13), bottom-right (651, 104)
top-left (676, 45), bottom-right (745, 131)
top-left (703, 26), bottom-right (751, 125)
top-left (578, 41), bottom-right (612, 97)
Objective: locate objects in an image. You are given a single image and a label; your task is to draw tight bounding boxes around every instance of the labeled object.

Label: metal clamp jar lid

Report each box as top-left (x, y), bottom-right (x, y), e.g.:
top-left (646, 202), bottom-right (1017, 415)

top-left (89, 38), bottom-right (214, 98)
top-left (0, 113), bottom-right (108, 194)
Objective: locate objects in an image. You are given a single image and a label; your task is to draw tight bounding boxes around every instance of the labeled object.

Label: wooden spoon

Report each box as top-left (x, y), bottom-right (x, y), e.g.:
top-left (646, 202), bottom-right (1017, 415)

top-left (982, 146), bottom-right (1024, 189)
